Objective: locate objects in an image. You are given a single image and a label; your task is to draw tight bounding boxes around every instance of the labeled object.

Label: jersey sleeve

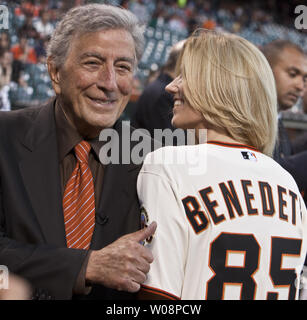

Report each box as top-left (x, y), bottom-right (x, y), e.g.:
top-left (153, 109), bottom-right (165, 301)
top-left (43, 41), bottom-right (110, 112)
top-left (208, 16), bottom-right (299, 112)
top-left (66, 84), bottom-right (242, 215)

top-left (137, 158), bottom-right (188, 300)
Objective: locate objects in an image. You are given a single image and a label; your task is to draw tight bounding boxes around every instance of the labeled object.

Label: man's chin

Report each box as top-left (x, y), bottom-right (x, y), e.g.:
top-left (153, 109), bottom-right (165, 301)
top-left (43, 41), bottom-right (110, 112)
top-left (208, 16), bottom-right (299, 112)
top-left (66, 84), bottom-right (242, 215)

top-left (279, 101), bottom-right (296, 111)
top-left (88, 116), bottom-right (118, 131)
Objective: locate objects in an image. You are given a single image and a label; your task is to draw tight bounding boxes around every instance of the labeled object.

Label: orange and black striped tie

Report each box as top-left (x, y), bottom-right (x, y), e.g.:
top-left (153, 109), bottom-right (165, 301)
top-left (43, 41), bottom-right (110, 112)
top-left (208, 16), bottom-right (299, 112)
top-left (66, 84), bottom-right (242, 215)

top-left (63, 141), bottom-right (95, 250)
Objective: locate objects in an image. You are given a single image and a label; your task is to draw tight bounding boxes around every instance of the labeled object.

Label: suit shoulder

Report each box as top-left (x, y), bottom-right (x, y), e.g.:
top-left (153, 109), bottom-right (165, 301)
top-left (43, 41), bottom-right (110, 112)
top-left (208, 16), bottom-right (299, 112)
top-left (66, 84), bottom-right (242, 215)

top-left (0, 105), bottom-right (41, 126)
top-left (0, 104), bottom-right (49, 143)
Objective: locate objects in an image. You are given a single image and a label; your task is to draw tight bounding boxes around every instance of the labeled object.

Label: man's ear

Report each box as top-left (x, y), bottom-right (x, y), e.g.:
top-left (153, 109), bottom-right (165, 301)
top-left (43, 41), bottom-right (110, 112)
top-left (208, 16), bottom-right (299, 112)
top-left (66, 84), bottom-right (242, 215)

top-left (47, 57), bottom-right (61, 95)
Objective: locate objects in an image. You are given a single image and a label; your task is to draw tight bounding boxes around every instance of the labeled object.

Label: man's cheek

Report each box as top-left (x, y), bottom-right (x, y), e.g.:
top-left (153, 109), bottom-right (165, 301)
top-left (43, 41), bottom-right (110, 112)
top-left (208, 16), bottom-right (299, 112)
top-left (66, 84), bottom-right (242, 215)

top-left (118, 78), bottom-right (134, 96)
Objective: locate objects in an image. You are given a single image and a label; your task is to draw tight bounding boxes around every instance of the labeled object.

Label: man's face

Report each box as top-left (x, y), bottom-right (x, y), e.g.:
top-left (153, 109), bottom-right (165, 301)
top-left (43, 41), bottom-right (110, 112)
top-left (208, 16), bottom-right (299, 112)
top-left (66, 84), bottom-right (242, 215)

top-left (49, 29), bottom-right (136, 137)
top-left (271, 47), bottom-right (307, 111)
top-left (20, 37), bottom-right (27, 49)
top-left (2, 52), bottom-right (12, 66)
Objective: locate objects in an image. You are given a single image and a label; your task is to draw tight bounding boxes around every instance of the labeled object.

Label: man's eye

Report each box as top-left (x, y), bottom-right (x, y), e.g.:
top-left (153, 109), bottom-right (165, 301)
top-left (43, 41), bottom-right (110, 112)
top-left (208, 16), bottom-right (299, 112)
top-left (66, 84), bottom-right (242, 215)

top-left (117, 65), bottom-right (132, 72)
top-left (85, 61), bottom-right (99, 66)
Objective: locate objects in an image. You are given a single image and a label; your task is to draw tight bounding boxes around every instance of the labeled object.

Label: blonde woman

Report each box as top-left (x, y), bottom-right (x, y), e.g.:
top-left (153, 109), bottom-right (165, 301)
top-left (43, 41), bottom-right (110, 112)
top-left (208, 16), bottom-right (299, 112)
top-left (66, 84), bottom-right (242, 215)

top-left (137, 30), bottom-right (307, 300)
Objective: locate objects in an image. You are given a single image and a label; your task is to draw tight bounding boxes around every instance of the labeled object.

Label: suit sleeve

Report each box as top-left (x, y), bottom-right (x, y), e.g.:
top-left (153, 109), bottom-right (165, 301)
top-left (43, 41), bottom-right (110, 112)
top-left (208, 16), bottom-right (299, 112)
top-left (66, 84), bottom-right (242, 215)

top-left (0, 179), bottom-right (88, 299)
top-left (137, 159), bottom-right (188, 300)
top-left (0, 109), bottom-right (92, 299)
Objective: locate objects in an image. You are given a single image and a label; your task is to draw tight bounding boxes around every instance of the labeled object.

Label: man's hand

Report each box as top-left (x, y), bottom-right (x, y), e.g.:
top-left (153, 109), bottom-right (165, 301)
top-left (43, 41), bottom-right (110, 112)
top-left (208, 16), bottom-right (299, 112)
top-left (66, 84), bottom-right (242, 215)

top-left (85, 222), bottom-right (157, 292)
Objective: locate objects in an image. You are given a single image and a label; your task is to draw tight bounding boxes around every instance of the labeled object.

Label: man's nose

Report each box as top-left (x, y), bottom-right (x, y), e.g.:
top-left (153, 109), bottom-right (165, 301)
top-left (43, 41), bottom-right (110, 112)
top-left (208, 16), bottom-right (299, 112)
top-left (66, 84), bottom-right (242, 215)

top-left (97, 66), bottom-right (117, 91)
top-left (294, 76), bottom-right (305, 94)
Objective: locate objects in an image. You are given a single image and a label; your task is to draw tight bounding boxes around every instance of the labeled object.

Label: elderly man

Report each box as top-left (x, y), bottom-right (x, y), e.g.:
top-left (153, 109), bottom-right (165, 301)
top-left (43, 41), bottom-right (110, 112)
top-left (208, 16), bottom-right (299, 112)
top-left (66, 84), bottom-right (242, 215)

top-left (0, 4), bottom-right (156, 300)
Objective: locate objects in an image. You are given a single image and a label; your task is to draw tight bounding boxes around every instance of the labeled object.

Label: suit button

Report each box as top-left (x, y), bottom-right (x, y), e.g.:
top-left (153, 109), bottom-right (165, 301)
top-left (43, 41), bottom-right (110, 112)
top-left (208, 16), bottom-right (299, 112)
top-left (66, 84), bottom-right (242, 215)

top-left (96, 215), bottom-right (108, 225)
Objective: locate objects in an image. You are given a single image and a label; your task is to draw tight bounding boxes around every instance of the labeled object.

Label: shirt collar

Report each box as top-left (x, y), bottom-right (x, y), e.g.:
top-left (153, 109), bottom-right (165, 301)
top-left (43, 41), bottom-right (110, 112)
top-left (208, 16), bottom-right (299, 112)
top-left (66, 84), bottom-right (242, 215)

top-left (54, 99), bottom-right (103, 162)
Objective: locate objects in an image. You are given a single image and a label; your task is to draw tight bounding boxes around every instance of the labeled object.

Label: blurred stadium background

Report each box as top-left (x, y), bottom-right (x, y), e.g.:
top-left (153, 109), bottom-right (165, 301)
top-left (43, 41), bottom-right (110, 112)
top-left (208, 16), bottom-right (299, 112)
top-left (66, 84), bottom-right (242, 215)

top-left (0, 0), bottom-right (306, 130)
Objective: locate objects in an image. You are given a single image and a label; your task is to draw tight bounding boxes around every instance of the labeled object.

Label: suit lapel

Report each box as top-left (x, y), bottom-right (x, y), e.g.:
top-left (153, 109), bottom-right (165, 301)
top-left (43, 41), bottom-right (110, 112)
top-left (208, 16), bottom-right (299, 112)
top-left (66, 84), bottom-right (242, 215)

top-left (91, 121), bottom-right (144, 249)
top-left (18, 112), bottom-right (149, 248)
top-left (19, 100), bottom-right (66, 246)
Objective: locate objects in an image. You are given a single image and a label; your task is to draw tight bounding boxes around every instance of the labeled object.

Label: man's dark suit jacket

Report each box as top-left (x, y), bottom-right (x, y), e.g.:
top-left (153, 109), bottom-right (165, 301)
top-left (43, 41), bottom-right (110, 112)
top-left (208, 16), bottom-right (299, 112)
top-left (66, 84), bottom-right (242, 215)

top-left (273, 118), bottom-right (293, 162)
top-left (131, 73), bottom-right (174, 137)
top-left (0, 99), bottom-right (146, 300)
top-left (279, 150), bottom-right (307, 207)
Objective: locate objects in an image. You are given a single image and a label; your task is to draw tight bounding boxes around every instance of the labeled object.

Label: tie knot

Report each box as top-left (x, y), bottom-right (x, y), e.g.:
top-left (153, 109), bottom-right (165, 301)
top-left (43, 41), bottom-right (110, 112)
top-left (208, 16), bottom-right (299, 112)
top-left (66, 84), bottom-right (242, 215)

top-left (75, 141), bottom-right (91, 164)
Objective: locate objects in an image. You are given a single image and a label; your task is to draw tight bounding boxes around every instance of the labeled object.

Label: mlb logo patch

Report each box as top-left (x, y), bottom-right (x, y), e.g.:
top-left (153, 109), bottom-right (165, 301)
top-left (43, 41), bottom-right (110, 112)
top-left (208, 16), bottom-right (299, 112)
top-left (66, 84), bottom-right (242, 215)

top-left (140, 207), bottom-right (153, 244)
top-left (241, 151), bottom-right (257, 162)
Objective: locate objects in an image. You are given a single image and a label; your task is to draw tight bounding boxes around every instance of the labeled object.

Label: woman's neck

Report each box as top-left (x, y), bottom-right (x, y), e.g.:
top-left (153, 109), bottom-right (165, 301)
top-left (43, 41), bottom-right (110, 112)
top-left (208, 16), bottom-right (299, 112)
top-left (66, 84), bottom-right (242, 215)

top-left (207, 129), bottom-right (240, 144)
top-left (195, 127), bottom-right (240, 145)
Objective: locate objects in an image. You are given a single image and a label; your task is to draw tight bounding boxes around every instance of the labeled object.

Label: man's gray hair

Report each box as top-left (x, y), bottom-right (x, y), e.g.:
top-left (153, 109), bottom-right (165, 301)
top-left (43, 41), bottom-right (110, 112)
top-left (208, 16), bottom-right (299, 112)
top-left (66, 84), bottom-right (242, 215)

top-left (47, 4), bottom-right (145, 69)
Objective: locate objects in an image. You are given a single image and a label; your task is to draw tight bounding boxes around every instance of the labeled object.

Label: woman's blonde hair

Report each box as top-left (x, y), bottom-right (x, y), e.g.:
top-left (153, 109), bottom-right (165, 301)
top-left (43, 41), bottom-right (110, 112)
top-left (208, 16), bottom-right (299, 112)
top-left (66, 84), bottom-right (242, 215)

top-left (177, 29), bottom-right (278, 156)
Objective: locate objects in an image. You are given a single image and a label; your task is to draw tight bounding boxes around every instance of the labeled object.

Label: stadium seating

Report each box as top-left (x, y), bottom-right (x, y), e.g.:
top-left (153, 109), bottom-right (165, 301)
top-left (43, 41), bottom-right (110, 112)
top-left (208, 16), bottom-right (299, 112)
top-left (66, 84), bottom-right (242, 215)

top-left (1, 0), bottom-right (307, 110)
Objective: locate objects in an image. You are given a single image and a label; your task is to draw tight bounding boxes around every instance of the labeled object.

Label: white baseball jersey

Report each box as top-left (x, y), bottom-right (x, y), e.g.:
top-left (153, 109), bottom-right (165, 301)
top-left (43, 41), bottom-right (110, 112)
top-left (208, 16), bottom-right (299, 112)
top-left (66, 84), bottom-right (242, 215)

top-left (137, 141), bottom-right (307, 300)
